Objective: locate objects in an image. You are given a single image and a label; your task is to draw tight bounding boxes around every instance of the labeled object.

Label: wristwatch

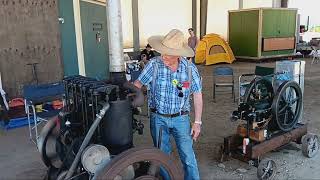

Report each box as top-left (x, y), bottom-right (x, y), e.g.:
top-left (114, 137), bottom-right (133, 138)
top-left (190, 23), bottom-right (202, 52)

top-left (194, 121), bottom-right (202, 125)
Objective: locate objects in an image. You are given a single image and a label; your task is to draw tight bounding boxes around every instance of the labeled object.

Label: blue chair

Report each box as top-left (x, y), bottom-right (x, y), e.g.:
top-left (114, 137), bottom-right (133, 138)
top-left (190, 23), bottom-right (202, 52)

top-left (213, 66), bottom-right (235, 102)
top-left (23, 82), bottom-right (64, 144)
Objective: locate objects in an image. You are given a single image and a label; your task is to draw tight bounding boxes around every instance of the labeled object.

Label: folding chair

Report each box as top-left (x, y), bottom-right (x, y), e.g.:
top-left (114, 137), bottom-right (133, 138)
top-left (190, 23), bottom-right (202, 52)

top-left (238, 66), bottom-right (274, 104)
top-left (24, 82), bottom-right (64, 145)
top-left (311, 46), bottom-right (320, 64)
top-left (213, 66), bottom-right (235, 103)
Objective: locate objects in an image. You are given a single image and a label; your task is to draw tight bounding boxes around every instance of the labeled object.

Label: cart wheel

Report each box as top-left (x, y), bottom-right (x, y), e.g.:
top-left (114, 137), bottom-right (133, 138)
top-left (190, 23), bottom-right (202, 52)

top-left (302, 133), bottom-right (319, 158)
top-left (257, 159), bottom-right (277, 180)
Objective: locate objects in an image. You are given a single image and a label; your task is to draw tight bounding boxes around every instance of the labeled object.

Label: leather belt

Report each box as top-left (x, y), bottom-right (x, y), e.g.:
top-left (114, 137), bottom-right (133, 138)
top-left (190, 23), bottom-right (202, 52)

top-left (150, 108), bottom-right (189, 118)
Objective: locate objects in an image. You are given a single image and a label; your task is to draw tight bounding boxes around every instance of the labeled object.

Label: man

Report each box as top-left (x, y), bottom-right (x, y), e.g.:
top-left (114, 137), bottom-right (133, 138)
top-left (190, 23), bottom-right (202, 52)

top-left (140, 44), bottom-right (155, 60)
top-left (134, 29), bottom-right (203, 180)
top-left (187, 28), bottom-right (198, 63)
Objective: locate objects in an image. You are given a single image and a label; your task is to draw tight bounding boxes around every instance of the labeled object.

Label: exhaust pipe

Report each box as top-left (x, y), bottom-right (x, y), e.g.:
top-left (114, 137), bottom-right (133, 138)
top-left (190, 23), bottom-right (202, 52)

top-left (106, 0), bottom-right (127, 85)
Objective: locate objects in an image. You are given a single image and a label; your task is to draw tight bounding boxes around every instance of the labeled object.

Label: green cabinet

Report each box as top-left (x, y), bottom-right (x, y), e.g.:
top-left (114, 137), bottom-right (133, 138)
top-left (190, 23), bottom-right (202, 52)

top-left (228, 8), bottom-right (298, 60)
top-left (58, 0), bottom-right (109, 79)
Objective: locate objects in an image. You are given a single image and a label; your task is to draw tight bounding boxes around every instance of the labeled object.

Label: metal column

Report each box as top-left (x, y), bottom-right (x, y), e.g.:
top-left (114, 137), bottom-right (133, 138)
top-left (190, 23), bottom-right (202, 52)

top-left (132, 0), bottom-right (140, 52)
top-left (106, 0), bottom-right (125, 73)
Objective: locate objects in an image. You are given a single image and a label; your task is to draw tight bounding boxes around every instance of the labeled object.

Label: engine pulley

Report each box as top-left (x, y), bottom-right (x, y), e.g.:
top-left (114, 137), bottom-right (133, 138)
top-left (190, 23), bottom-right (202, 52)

top-left (81, 144), bottom-right (111, 174)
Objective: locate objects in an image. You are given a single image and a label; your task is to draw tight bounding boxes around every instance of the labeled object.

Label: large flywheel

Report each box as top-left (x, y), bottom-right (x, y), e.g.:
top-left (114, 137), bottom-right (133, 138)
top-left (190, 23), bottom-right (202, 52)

top-left (37, 116), bottom-right (63, 168)
top-left (93, 147), bottom-right (184, 180)
top-left (272, 81), bottom-right (303, 132)
top-left (243, 78), bottom-right (274, 109)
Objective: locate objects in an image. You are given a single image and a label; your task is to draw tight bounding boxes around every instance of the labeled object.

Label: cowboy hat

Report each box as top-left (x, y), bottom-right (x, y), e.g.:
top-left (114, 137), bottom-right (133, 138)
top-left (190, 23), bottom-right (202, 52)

top-left (148, 29), bottom-right (194, 57)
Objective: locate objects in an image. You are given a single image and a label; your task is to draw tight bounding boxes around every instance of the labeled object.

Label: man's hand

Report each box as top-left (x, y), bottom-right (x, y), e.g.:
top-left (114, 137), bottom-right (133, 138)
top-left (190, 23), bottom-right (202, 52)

top-left (191, 123), bottom-right (201, 141)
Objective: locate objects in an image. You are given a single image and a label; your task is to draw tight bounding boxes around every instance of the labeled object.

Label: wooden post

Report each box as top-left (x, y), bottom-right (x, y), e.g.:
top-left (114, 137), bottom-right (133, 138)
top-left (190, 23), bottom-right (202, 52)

top-left (281, 0), bottom-right (288, 8)
top-left (132, 0), bottom-right (140, 52)
top-left (192, 0), bottom-right (197, 36)
top-left (272, 0), bottom-right (281, 8)
top-left (239, 0), bottom-right (243, 9)
top-left (200, 0), bottom-right (208, 38)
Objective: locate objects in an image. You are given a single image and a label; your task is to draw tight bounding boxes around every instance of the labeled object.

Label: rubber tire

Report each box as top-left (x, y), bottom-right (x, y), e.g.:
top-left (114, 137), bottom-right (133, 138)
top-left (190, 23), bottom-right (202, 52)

top-left (272, 81), bottom-right (303, 132)
top-left (257, 159), bottom-right (277, 180)
top-left (302, 133), bottom-right (319, 158)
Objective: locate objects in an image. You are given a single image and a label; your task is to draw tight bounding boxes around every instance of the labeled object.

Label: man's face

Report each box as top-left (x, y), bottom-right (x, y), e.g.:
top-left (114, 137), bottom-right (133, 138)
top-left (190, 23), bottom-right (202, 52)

top-left (188, 29), bottom-right (194, 36)
top-left (162, 55), bottom-right (180, 62)
top-left (146, 47), bottom-right (151, 51)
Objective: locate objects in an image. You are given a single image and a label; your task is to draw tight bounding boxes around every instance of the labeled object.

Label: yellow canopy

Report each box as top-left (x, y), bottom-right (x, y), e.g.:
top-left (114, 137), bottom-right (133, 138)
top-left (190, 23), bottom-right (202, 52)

top-left (195, 34), bottom-right (235, 65)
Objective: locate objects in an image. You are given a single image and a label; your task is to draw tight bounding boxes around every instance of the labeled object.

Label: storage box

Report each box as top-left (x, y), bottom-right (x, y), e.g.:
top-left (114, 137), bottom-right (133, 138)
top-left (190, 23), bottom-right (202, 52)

top-left (229, 8), bottom-right (298, 60)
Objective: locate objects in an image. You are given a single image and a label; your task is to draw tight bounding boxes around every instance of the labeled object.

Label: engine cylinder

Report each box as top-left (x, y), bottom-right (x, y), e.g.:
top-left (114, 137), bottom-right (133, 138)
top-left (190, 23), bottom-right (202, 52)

top-left (101, 99), bottom-right (133, 155)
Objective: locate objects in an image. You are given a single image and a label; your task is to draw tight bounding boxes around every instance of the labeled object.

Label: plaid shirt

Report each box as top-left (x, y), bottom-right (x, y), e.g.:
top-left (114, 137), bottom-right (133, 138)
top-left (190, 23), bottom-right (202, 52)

top-left (137, 56), bottom-right (202, 114)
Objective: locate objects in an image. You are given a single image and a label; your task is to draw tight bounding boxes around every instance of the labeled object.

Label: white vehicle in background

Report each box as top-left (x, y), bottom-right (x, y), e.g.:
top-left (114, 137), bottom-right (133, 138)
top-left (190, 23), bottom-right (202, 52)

top-left (296, 16), bottom-right (320, 56)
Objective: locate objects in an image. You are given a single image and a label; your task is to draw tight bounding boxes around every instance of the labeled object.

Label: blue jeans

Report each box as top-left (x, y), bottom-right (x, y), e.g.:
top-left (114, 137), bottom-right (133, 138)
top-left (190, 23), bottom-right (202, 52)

top-left (150, 112), bottom-right (200, 180)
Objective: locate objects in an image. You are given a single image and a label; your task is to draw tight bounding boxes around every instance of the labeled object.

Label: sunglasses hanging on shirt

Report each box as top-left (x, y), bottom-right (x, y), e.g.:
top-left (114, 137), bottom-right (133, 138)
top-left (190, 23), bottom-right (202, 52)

top-left (177, 84), bottom-right (184, 97)
top-left (172, 78), bottom-right (185, 98)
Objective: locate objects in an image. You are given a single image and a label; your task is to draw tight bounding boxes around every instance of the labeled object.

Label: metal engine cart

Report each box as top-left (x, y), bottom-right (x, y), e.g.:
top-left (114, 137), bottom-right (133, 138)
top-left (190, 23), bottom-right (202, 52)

top-left (222, 72), bottom-right (319, 180)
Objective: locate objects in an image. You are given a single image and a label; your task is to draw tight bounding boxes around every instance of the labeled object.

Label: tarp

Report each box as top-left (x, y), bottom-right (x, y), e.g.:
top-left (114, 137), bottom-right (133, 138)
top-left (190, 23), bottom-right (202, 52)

top-left (195, 33), bottom-right (235, 65)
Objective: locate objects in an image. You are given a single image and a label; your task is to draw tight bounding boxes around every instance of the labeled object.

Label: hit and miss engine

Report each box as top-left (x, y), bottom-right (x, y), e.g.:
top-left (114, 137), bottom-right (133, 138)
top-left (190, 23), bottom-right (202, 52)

top-left (38, 75), bottom-right (144, 179)
top-left (231, 76), bottom-right (303, 142)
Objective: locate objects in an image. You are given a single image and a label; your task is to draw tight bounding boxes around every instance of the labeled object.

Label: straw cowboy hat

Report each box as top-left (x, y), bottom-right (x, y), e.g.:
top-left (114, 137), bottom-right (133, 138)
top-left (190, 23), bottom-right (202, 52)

top-left (148, 29), bottom-right (194, 57)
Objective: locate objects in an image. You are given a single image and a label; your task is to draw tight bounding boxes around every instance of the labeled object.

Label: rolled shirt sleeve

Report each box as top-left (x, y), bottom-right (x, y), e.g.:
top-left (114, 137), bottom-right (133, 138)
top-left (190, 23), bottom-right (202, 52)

top-left (137, 60), bottom-right (154, 86)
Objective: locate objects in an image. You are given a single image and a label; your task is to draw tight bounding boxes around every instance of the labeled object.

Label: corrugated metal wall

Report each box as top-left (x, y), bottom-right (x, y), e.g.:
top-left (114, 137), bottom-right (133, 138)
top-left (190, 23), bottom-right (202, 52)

top-left (0, 0), bottom-right (63, 97)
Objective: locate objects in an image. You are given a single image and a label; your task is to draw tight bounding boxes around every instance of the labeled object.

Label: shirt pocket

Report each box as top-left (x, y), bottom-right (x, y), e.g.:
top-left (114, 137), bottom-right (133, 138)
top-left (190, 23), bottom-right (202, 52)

top-left (155, 77), bottom-right (167, 97)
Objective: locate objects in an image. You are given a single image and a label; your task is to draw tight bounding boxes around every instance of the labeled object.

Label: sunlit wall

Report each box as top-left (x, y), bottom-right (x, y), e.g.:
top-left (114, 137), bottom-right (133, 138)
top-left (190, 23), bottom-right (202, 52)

top-left (120, 0), bottom-right (133, 48)
top-left (101, 0), bottom-right (297, 48)
top-left (206, 0), bottom-right (239, 40)
top-left (138, 0), bottom-right (192, 47)
top-left (289, 0), bottom-right (320, 28)
top-left (243, 0), bottom-right (273, 8)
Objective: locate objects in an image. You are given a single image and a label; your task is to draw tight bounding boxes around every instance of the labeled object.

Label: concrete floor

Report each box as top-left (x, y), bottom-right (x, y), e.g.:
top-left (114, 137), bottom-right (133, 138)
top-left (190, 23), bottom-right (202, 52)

top-left (1, 58), bottom-right (320, 180)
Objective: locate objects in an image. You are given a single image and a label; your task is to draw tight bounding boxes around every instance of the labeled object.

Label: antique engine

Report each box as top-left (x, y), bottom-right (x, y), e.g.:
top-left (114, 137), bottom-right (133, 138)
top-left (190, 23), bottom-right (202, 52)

top-left (231, 77), bottom-right (303, 141)
top-left (38, 75), bottom-right (145, 179)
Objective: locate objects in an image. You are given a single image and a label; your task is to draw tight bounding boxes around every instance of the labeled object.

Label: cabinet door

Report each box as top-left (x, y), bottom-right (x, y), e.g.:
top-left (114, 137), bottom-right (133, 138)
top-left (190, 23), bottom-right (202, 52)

top-left (58, 0), bottom-right (79, 76)
top-left (262, 9), bottom-right (297, 38)
top-left (229, 10), bottom-right (259, 57)
top-left (278, 10), bottom-right (297, 37)
top-left (262, 9), bottom-right (280, 38)
top-left (261, 9), bottom-right (296, 57)
top-left (80, 1), bottom-right (109, 80)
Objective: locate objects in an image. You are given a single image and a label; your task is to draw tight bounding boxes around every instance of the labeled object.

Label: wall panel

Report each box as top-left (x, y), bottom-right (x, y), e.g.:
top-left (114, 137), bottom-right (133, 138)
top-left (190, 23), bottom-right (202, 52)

top-left (207, 0), bottom-right (239, 39)
top-left (0, 0), bottom-right (63, 97)
top-left (138, 0), bottom-right (192, 47)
